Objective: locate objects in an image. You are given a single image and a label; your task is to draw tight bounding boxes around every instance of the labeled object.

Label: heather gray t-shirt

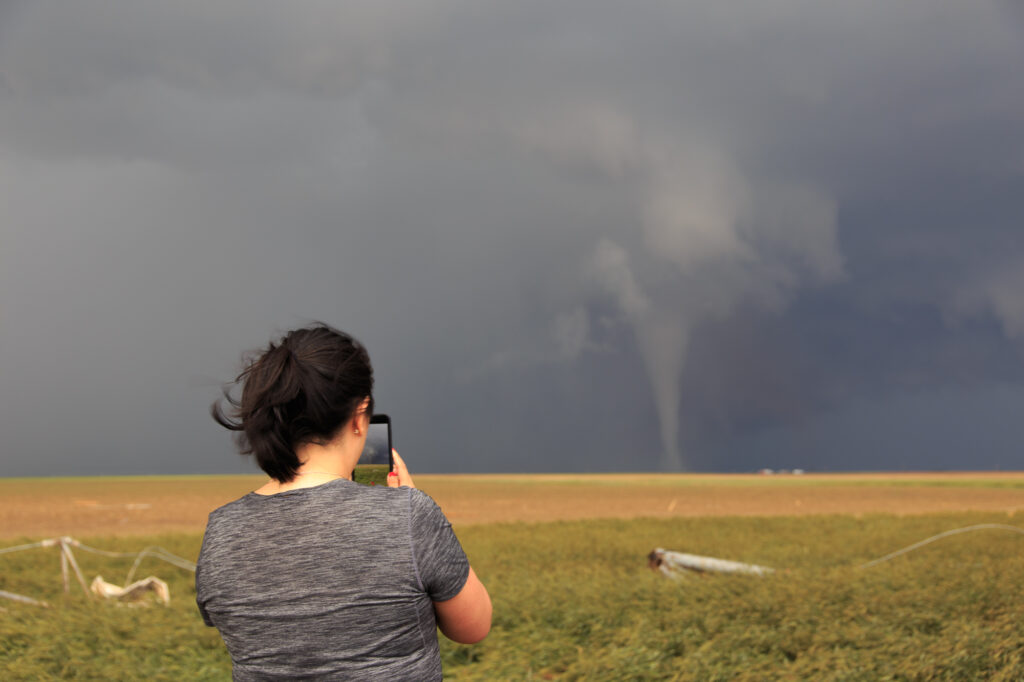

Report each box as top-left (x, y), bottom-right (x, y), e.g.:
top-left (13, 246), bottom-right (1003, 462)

top-left (196, 479), bottom-right (470, 681)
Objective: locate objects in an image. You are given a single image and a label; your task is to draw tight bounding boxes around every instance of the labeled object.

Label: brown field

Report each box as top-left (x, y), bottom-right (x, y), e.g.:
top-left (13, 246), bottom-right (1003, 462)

top-left (2, 472), bottom-right (1024, 539)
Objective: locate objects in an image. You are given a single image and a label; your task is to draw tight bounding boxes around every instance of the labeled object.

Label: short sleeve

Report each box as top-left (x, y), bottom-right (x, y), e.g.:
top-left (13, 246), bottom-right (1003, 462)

top-left (194, 563), bottom-right (215, 627)
top-left (408, 488), bottom-right (470, 602)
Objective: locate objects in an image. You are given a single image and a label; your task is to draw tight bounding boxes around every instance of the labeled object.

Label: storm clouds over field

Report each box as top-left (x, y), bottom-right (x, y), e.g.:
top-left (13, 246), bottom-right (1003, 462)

top-left (2, 2), bottom-right (1023, 475)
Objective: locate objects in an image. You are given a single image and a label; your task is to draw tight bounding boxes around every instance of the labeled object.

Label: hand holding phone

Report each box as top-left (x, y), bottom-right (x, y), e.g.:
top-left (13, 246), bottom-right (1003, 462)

top-left (386, 450), bottom-right (415, 489)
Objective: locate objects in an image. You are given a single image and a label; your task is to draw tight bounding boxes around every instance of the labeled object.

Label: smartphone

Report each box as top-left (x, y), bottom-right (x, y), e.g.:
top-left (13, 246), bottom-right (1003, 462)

top-left (352, 414), bottom-right (393, 486)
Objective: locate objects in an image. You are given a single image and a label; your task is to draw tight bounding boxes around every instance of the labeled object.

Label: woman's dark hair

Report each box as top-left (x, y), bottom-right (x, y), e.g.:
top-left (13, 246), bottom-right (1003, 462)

top-left (212, 324), bottom-right (374, 483)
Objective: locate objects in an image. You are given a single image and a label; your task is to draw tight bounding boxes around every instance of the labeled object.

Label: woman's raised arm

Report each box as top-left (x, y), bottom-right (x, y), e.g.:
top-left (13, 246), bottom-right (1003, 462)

top-left (388, 449), bottom-right (492, 643)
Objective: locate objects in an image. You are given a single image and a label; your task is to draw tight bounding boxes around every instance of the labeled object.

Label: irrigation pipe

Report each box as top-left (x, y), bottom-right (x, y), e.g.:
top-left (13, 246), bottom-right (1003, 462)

top-left (0, 589), bottom-right (49, 607)
top-left (857, 523), bottom-right (1024, 570)
top-left (0, 538), bottom-right (61, 556)
top-left (653, 523), bottom-right (1024, 578)
top-left (0, 536), bottom-right (197, 606)
top-left (69, 540), bottom-right (196, 582)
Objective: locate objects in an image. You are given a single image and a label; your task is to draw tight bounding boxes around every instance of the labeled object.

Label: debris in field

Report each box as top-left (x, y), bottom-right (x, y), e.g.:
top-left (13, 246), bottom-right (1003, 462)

top-left (857, 523), bottom-right (1024, 569)
top-left (0, 589), bottom-right (49, 607)
top-left (648, 548), bottom-right (774, 578)
top-left (0, 536), bottom-right (195, 606)
top-left (649, 524), bottom-right (1024, 581)
top-left (91, 575), bottom-right (170, 606)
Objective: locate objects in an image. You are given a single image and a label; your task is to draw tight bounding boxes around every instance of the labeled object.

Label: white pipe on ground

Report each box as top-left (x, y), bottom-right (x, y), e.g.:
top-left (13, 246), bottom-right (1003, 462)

top-left (648, 548), bottom-right (774, 578)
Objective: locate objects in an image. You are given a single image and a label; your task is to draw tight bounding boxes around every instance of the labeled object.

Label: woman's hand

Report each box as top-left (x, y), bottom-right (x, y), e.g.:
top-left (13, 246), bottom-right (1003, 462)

top-left (386, 449), bottom-right (415, 489)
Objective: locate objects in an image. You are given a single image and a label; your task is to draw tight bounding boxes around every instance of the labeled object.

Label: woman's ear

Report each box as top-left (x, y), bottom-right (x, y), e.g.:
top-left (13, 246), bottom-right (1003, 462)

top-left (353, 397), bottom-right (371, 434)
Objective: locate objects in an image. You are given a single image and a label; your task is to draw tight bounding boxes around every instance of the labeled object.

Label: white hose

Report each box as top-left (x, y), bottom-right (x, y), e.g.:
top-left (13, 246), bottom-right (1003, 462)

top-left (857, 523), bottom-right (1024, 569)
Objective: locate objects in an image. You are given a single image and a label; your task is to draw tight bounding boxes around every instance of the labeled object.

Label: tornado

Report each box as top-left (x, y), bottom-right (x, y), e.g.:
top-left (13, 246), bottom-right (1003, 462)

top-left (592, 239), bottom-right (689, 470)
top-left (634, 311), bottom-right (688, 471)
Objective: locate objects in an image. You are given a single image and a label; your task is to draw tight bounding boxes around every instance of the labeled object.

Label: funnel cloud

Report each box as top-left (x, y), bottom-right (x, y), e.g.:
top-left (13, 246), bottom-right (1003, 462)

top-left (1, 1), bottom-right (1023, 476)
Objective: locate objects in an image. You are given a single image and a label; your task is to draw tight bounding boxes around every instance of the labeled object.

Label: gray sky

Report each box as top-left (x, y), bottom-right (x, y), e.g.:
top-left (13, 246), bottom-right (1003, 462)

top-left (2, 1), bottom-right (1023, 476)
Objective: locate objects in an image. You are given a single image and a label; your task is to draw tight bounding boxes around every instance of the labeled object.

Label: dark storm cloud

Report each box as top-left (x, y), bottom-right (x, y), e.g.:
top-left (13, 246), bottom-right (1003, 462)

top-left (2, 1), bottom-right (1022, 475)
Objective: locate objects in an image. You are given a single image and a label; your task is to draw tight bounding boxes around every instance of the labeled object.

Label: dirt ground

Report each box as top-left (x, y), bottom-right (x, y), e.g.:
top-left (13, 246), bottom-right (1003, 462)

top-left (2, 472), bottom-right (1024, 539)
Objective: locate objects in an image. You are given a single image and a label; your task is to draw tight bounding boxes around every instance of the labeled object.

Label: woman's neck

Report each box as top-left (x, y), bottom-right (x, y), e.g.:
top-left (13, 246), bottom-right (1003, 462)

top-left (254, 427), bottom-right (363, 495)
top-left (254, 468), bottom-right (349, 495)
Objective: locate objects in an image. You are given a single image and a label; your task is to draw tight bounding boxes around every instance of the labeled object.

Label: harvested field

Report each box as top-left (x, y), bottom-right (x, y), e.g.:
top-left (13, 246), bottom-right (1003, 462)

top-left (0, 476), bottom-right (261, 539)
top-left (424, 472), bottom-right (1024, 526)
top-left (3, 472), bottom-right (1024, 539)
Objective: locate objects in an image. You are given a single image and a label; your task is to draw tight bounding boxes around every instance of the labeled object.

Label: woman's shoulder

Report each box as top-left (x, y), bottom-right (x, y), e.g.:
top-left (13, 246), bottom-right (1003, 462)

top-left (207, 490), bottom-right (258, 517)
top-left (404, 487), bottom-right (455, 527)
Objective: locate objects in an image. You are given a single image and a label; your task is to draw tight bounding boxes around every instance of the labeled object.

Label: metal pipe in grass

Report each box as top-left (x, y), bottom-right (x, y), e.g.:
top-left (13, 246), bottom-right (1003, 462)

top-left (649, 523), bottom-right (1024, 580)
top-left (0, 589), bottom-right (49, 607)
top-left (648, 548), bottom-right (774, 578)
top-left (0, 536), bottom-right (197, 605)
top-left (858, 523), bottom-right (1024, 569)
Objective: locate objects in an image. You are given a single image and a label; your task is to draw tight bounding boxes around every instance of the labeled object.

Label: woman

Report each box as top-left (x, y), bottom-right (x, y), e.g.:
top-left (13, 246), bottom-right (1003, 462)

top-left (196, 324), bottom-right (491, 680)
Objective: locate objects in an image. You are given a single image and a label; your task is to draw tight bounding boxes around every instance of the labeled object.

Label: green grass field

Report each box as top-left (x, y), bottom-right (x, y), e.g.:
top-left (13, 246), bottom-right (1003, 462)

top-left (3, 511), bottom-right (1024, 680)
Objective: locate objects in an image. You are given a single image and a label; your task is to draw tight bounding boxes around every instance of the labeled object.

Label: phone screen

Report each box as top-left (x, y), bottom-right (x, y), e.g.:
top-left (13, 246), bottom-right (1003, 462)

top-left (353, 414), bottom-right (392, 486)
